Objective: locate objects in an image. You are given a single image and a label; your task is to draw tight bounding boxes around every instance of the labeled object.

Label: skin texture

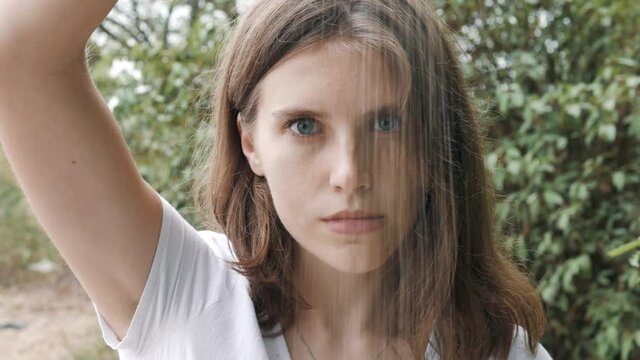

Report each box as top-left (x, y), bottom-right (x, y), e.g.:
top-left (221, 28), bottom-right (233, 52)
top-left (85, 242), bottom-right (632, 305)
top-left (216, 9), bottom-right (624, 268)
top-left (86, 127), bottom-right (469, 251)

top-left (239, 40), bottom-right (423, 358)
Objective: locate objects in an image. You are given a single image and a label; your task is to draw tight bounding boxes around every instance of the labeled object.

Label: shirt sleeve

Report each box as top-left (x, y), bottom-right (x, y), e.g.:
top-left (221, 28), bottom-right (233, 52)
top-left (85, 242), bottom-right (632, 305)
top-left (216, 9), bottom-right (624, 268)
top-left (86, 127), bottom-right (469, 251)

top-left (425, 326), bottom-right (553, 360)
top-left (508, 326), bottom-right (553, 360)
top-left (92, 191), bottom-right (247, 356)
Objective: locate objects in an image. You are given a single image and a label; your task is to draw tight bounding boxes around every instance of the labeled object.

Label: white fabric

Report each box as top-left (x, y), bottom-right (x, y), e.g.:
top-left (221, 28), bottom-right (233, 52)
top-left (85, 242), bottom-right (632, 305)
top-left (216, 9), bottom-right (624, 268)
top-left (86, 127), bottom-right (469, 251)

top-left (92, 192), bottom-right (553, 359)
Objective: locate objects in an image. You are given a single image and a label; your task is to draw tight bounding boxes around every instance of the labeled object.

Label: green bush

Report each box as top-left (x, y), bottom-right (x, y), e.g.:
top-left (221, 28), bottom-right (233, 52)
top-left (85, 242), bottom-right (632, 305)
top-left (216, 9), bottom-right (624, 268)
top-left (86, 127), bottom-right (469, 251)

top-left (86, 0), bottom-right (236, 227)
top-left (434, 0), bottom-right (640, 358)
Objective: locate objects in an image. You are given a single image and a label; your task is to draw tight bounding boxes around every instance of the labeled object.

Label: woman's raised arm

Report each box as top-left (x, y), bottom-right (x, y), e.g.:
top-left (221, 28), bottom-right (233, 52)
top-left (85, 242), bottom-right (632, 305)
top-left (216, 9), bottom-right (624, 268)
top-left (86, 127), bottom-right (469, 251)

top-left (0, 0), bottom-right (164, 341)
top-left (0, 0), bottom-right (118, 71)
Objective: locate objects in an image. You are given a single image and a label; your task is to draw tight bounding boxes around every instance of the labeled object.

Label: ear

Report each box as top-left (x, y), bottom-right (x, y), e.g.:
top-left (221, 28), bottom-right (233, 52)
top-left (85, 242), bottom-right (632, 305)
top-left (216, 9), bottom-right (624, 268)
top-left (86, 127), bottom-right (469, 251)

top-left (237, 114), bottom-right (265, 176)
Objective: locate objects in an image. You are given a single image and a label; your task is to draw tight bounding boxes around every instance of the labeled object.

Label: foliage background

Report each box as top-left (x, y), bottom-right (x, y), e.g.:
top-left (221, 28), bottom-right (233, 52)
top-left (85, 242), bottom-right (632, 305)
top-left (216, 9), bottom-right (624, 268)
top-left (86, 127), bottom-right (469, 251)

top-left (0, 0), bottom-right (638, 358)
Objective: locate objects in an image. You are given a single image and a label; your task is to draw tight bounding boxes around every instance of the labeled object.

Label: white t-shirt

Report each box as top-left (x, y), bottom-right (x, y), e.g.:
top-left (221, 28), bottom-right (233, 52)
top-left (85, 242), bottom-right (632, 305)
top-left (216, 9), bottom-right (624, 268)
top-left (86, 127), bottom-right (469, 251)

top-left (92, 193), bottom-right (553, 359)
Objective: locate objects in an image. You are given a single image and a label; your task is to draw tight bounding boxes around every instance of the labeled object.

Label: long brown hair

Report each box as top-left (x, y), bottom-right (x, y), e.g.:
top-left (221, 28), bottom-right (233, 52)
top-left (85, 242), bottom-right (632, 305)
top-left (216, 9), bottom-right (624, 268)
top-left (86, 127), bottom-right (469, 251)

top-left (192, 1), bottom-right (546, 359)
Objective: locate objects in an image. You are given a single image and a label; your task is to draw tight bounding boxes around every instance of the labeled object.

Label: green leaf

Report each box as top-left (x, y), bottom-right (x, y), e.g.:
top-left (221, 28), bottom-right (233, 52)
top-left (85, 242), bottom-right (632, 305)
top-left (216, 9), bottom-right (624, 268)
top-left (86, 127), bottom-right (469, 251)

top-left (543, 191), bottom-right (564, 206)
top-left (561, 254), bottom-right (591, 293)
top-left (630, 252), bottom-right (640, 268)
top-left (617, 57), bottom-right (639, 68)
top-left (507, 160), bottom-right (521, 176)
top-left (626, 76), bottom-right (640, 87)
top-left (603, 97), bottom-right (616, 111)
top-left (530, 196), bottom-right (540, 221)
top-left (498, 92), bottom-right (509, 113)
top-left (556, 212), bottom-right (570, 232)
top-left (512, 90), bottom-right (525, 108)
top-left (612, 171), bottom-right (625, 191)
top-left (626, 114), bottom-right (640, 139)
top-left (566, 104), bottom-right (582, 119)
top-left (621, 336), bottom-right (632, 360)
top-left (598, 123), bottom-right (617, 142)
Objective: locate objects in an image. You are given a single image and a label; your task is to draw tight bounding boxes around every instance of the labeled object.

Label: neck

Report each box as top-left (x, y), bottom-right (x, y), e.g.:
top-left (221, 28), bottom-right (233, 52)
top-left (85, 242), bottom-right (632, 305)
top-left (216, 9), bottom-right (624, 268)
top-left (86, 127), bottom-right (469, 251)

top-left (287, 245), bottom-right (426, 359)
top-left (292, 244), bottom-right (383, 344)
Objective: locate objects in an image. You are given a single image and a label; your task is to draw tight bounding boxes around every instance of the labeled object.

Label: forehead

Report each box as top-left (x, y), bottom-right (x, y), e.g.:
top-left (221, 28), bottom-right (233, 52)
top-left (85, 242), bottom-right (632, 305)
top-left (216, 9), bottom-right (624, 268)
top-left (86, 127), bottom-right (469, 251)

top-left (256, 41), bottom-right (405, 116)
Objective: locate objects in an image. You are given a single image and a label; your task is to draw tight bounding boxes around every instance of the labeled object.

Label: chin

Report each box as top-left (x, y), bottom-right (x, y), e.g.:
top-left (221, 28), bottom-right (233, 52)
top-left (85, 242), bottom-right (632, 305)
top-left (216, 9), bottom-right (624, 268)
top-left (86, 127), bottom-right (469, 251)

top-left (321, 251), bottom-right (391, 274)
top-left (291, 227), bottom-right (400, 274)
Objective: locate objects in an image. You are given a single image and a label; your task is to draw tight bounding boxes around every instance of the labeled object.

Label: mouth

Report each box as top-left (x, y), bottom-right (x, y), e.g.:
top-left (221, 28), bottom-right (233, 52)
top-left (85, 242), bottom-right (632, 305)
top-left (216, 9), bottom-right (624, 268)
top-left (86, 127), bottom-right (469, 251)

top-left (322, 216), bottom-right (385, 235)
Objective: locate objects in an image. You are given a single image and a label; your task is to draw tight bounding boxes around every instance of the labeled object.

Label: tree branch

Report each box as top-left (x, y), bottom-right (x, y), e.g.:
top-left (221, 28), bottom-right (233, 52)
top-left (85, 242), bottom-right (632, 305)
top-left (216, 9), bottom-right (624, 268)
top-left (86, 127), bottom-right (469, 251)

top-left (130, 0), bottom-right (151, 44)
top-left (103, 17), bottom-right (146, 45)
top-left (162, 0), bottom-right (178, 50)
top-left (189, 0), bottom-right (201, 27)
top-left (97, 24), bottom-right (132, 50)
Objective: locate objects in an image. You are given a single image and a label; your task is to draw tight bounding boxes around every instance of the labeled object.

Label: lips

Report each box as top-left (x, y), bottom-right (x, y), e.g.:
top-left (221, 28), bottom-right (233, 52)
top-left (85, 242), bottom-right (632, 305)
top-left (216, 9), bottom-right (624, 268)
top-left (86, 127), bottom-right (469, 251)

top-left (322, 217), bottom-right (385, 235)
top-left (322, 210), bottom-right (384, 221)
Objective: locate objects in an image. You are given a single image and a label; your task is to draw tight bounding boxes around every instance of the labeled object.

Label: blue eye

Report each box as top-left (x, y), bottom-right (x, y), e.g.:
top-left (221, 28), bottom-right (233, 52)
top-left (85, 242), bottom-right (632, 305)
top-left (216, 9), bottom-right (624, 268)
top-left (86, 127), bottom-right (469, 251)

top-left (286, 117), bottom-right (317, 136)
top-left (374, 114), bottom-right (401, 132)
top-left (284, 113), bottom-right (402, 138)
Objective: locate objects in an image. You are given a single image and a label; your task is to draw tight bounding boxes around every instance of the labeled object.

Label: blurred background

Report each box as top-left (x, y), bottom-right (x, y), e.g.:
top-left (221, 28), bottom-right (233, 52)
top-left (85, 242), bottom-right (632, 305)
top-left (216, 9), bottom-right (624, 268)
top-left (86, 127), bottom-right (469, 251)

top-left (0, 0), bottom-right (638, 359)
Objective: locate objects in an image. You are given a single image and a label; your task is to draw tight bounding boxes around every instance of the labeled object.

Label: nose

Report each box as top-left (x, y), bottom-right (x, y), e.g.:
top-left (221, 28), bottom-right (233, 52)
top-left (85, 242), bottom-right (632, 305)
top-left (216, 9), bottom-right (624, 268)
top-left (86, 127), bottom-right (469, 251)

top-left (329, 138), bottom-right (372, 193)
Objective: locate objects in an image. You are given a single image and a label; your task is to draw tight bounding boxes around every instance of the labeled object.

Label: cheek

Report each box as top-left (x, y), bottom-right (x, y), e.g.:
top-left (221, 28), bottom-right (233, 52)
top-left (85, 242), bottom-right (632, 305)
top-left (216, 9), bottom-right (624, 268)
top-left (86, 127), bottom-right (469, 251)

top-left (263, 154), bottom-right (317, 233)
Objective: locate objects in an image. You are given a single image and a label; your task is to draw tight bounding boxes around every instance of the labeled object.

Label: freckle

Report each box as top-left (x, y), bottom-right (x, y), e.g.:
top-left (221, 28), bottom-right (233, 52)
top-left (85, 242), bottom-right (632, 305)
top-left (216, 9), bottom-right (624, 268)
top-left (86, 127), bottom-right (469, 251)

top-left (71, 160), bottom-right (76, 165)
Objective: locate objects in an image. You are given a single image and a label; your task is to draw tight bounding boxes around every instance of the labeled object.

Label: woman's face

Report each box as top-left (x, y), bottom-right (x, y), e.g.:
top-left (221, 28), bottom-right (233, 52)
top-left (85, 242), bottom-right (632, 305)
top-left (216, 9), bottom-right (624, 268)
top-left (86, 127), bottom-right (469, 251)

top-left (239, 41), bottom-right (422, 273)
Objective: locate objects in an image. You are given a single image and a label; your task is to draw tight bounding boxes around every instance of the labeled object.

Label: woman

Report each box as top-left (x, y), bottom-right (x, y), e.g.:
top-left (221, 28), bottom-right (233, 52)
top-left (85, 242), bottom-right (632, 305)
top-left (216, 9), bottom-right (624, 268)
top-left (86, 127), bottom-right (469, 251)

top-left (0, 0), bottom-right (551, 359)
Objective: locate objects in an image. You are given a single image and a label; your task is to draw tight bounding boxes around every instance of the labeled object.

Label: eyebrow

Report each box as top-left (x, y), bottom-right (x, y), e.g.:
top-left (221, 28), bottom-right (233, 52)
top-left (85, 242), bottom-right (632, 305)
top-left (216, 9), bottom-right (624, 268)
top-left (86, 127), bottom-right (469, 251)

top-left (271, 104), bottom-right (402, 121)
